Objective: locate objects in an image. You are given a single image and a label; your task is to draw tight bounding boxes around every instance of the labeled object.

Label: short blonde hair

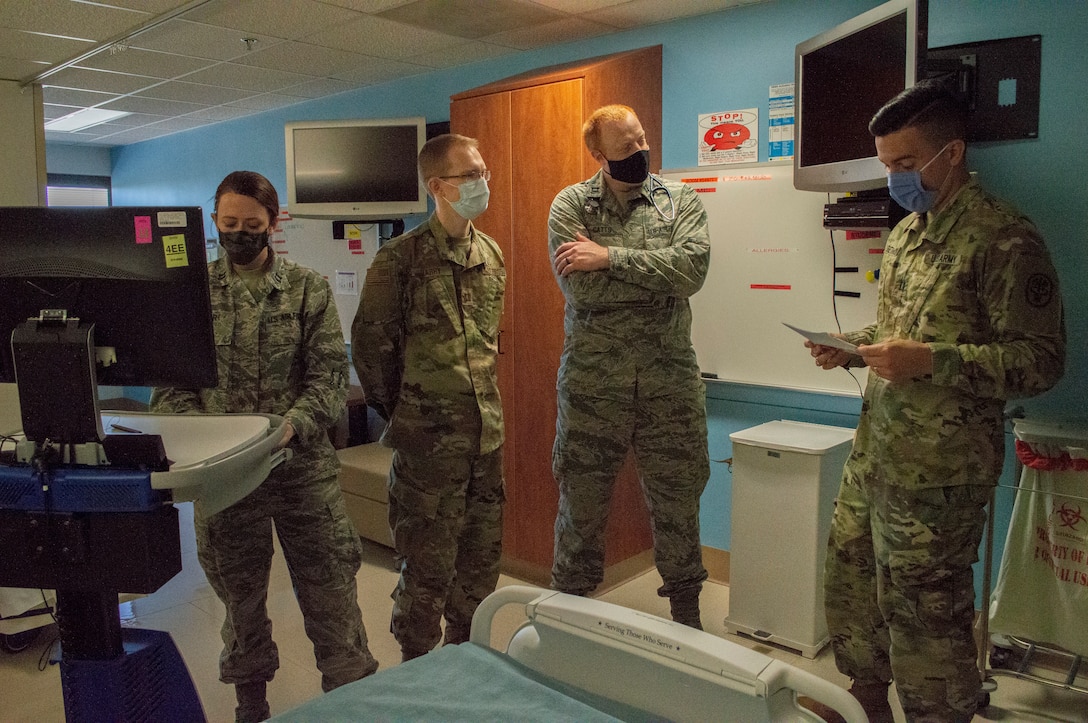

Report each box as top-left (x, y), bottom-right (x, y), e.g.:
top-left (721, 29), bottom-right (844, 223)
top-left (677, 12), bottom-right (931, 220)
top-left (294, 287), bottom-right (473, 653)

top-left (583, 105), bottom-right (637, 153)
top-left (418, 133), bottom-right (479, 186)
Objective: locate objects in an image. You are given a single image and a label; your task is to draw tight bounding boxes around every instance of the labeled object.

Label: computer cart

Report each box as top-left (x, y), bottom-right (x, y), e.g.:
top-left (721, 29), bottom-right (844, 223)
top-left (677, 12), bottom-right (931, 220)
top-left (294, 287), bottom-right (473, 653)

top-left (979, 419), bottom-right (1088, 706)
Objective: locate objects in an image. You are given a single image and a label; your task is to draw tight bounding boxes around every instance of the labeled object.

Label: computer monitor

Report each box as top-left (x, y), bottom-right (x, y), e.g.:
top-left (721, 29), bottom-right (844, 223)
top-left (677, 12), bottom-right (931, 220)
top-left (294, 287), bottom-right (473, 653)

top-left (0, 206), bottom-right (216, 445)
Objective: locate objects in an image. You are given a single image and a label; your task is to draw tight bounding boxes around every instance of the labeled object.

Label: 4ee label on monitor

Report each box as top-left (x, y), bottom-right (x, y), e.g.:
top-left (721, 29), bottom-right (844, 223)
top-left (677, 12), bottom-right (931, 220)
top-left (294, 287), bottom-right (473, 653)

top-left (163, 234), bottom-right (189, 268)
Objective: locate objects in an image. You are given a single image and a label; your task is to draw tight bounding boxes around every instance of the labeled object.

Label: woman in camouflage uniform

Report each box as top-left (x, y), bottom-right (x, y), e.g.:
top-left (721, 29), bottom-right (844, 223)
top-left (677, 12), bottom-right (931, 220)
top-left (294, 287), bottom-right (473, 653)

top-left (152, 171), bottom-right (377, 722)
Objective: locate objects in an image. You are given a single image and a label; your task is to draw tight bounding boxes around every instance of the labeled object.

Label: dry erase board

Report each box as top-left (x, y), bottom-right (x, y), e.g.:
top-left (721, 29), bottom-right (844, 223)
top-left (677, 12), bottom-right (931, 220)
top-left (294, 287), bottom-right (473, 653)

top-left (270, 214), bottom-right (380, 342)
top-left (661, 161), bottom-right (883, 396)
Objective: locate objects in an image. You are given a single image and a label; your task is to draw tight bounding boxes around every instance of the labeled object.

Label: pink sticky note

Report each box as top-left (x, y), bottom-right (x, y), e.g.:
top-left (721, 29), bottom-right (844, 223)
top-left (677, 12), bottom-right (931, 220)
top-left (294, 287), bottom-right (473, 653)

top-left (134, 216), bottom-right (152, 244)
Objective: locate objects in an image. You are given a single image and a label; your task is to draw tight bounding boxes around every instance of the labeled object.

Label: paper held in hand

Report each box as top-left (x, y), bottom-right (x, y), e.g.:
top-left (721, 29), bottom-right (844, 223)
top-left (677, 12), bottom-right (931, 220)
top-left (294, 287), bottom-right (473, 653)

top-left (783, 323), bottom-right (859, 354)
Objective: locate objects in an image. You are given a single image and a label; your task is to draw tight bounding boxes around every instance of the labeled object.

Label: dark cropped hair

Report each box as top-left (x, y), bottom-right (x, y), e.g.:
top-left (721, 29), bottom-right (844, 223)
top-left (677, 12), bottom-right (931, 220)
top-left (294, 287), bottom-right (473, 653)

top-left (214, 171), bottom-right (280, 225)
top-left (869, 79), bottom-right (968, 147)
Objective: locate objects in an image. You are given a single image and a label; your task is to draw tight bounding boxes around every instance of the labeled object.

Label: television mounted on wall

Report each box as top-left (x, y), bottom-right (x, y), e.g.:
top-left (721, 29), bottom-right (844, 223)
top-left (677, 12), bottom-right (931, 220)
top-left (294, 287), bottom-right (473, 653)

top-left (285, 117), bottom-right (428, 219)
top-left (793, 0), bottom-right (928, 192)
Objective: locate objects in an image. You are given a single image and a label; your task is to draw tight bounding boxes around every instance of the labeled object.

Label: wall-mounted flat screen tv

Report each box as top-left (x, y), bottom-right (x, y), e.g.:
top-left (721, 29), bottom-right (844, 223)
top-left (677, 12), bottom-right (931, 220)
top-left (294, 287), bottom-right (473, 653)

top-left (285, 117), bottom-right (428, 219)
top-left (794, 0), bottom-right (927, 192)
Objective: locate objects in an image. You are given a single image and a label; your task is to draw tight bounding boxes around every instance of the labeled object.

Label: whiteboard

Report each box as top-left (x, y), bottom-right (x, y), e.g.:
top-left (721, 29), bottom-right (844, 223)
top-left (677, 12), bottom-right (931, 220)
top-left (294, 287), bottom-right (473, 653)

top-left (271, 213), bottom-right (381, 342)
top-left (661, 161), bottom-right (884, 396)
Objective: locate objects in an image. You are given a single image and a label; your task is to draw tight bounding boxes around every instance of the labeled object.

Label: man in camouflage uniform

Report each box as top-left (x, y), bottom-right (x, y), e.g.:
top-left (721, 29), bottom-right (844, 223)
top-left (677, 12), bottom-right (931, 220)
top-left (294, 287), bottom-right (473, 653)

top-left (351, 134), bottom-right (506, 661)
top-left (805, 82), bottom-right (1065, 722)
top-left (548, 105), bottom-right (711, 628)
top-left (153, 171), bottom-right (377, 722)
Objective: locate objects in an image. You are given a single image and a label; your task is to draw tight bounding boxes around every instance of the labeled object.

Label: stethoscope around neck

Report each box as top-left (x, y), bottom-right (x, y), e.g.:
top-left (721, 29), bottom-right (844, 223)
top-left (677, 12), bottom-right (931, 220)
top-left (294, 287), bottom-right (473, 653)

top-left (585, 173), bottom-right (676, 222)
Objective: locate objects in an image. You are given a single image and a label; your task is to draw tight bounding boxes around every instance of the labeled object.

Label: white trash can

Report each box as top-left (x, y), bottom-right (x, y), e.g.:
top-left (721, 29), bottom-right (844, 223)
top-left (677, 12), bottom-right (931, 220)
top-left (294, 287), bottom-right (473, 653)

top-left (725, 420), bottom-right (855, 658)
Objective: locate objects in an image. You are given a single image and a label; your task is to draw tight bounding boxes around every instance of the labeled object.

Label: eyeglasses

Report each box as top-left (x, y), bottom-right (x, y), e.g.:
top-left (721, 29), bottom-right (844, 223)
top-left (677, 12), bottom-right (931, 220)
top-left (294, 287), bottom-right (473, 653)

top-left (438, 169), bottom-right (491, 183)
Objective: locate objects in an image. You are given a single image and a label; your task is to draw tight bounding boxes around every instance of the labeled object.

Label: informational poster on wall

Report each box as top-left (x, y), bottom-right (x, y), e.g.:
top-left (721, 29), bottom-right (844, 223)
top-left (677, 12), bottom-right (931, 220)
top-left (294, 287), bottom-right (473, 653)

top-left (768, 83), bottom-right (795, 160)
top-left (698, 108), bottom-right (758, 166)
top-left (272, 209), bottom-right (381, 342)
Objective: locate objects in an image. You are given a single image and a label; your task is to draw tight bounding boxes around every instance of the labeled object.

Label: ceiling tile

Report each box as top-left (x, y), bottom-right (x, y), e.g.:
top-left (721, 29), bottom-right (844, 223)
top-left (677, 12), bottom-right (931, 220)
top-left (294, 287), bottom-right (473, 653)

top-left (180, 105), bottom-right (260, 121)
top-left (100, 95), bottom-right (209, 116)
top-left (97, 0), bottom-right (197, 12)
top-left (0, 0), bottom-right (150, 42)
top-left (528, 0), bottom-right (628, 11)
top-left (586, 0), bottom-right (744, 29)
top-left (316, 0), bottom-right (415, 11)
top-left (0, 28), bottom-right (94, 65)
top-left (183, 61), bottom-right (316, 92)
top-left (96, 112), bottom-right (172, 127)
top-left (233, 40), bottom-right (371, 77)
top-left (409, 40), bottom-right (516, 69)
top-left (143, 115), bottom-right (219, 131)
top-left (43, 102), bottom-right (83, 120)
top-left (305, 14), bottom-right (463, 59)
top-left (278, 76), bottom-right (362, 99)
top-left (182, 0), bottom-right (364, 41)
top-left (330, 56), bottom-right (429, 85)
top-left (42, 86), bottom-right (120, 107)
top-left (225, 92), bottom-right (309, 111)
top-left (130, 19), bottom-right (284, 62)
top-left (137, 80), bottom-right (258, 105)
top-left (45, 66), bottom-right (161, 95)
top-left (482, 16), bottom-right (616, 51)
top-left (378, 0), bottom-right (566, 40)
top-left (77, 47), bottom-right (218, 80)
top-left (94, 126), bottom-right (179, 144)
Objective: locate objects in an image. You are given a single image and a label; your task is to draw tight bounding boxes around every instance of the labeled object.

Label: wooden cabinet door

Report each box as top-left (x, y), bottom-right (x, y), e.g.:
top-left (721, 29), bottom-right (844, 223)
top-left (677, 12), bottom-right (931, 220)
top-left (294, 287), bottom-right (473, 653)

top-left (506, 79), bottom-right (584, 570)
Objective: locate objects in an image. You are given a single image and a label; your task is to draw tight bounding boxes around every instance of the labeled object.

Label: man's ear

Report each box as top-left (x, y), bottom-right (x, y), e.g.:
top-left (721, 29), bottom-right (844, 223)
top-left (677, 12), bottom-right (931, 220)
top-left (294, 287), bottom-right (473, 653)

top-left (948, 138), bottom-right (967, 167)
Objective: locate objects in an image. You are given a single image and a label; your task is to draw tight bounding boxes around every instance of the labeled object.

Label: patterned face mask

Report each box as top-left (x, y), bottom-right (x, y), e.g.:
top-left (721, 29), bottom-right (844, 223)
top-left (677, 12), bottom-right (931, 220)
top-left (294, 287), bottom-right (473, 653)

top-left (220, 229), bottom-right (269, 264)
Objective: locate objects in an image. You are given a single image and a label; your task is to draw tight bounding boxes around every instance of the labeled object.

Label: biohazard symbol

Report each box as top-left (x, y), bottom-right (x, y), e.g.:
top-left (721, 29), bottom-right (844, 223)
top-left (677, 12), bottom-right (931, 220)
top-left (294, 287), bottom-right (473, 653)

top-left (703, 122), bottom-right (750, 151)
top-left (1053, 502), bottom-right (1087, 531)
top-left (1025, 273), bottom-right (1054, 308)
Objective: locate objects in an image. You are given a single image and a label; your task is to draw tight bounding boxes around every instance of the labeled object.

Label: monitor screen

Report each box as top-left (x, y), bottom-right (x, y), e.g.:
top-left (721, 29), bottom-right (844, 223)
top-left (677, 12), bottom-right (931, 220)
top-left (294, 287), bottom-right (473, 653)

top-left (285, 117), bottom-right (428, 219)
top-left (0, 206), bottom-right (216, 390)
top-left (794, 0), bottom-right (927, 192)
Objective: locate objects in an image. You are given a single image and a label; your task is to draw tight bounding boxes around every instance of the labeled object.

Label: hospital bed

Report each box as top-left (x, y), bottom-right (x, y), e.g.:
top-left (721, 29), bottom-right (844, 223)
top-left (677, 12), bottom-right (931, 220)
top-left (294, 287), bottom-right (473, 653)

top-left (271, 585), bottom-right (865, 722)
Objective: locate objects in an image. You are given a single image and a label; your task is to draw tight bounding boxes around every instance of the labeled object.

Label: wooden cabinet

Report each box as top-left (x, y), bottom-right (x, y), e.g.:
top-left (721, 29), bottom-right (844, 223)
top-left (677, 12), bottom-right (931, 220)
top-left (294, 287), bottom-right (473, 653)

top-left (450, 46), bottom-right (662, 587)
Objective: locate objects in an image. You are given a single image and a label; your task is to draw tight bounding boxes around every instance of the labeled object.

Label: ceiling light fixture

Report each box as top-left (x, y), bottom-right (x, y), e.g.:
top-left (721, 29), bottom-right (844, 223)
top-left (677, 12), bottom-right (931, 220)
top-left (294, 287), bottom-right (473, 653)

top-left (45, 108), bottom-right (132, 132)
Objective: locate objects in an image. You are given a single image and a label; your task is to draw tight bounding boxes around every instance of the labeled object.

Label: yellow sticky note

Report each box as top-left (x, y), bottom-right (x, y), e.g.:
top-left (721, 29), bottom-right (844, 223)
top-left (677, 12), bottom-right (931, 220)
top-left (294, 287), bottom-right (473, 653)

top-left (347, 225), bottom-right (362, 240)
top-left (163, 233), bottom-right (188, 268)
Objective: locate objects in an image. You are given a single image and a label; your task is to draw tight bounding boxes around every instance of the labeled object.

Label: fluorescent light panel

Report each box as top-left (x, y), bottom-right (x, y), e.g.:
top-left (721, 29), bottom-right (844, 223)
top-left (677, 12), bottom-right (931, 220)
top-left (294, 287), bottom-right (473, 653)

top-left (45, 107), bottom-right (131, 132)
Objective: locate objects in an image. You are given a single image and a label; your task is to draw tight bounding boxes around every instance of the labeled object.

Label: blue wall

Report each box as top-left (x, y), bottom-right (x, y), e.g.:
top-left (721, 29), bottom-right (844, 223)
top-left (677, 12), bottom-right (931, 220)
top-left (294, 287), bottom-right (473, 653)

top-left (102, 1), bottom-right (1087, 578)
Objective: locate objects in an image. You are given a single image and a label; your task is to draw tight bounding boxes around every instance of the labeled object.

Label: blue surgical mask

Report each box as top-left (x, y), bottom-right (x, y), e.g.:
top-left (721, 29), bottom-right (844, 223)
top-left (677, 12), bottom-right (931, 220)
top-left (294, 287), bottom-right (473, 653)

top-left (886, 142), bottom-right (952, 214)
top-left (442, 177), bottom-right (490, 221)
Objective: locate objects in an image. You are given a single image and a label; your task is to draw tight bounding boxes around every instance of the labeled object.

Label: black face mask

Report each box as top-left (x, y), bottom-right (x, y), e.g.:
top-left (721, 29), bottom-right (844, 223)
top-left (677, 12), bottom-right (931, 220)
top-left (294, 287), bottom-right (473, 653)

top-left (606, 149), bottom-right (650, 184)
top-left (220, 230), bottom-right (269, 265)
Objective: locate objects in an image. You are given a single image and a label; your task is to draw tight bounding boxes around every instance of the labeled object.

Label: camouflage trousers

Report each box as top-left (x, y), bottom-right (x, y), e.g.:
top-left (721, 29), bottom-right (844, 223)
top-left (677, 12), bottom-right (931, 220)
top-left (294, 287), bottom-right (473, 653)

top-left (824, 470), bottom-right (990, 722)
top-left (551, 386), bottom-right (709, 598)
top-left (194, 471), bottom-right (378, 693)
top-left (388, 446), bottom-right (504, 655)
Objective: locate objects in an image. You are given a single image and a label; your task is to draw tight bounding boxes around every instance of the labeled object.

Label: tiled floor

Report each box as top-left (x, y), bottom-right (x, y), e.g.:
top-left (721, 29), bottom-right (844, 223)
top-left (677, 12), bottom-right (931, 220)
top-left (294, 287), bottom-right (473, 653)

top-left (2, 501), bottom-right (1086, 722)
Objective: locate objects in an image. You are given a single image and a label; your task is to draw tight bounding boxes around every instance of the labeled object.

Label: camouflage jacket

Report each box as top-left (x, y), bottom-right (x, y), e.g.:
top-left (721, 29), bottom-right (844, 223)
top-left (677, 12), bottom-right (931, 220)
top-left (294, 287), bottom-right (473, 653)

top-left (548, 171), bottom-right (710, 399)
top-left (844, 179), bottom-right (1065, 489)
top-left (151, 254), bottom-right (347, 483)
top-left (351, 214), bottom-right (505, 457)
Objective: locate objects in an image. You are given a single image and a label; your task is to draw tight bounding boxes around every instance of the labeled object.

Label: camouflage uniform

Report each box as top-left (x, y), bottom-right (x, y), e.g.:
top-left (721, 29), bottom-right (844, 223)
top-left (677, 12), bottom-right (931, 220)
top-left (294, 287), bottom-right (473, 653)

top-left (351, 214), bottom-right (506, 657)
top-left (548, 171), bottom-right (711, 614)
top-left (826, 179), bottom-right (1065, 721)
top-left (151, 254), bottom-right (378, 693)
